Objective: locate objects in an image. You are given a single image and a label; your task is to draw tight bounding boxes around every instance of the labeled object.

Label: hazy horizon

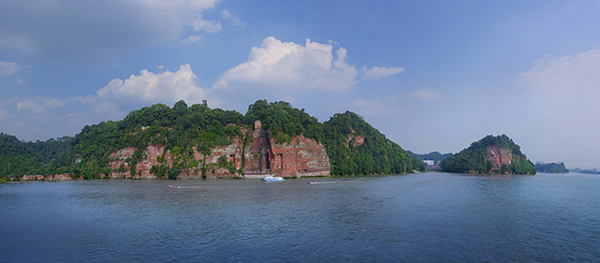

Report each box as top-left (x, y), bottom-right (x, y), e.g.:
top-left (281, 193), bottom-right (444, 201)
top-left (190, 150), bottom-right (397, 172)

top-left (1, 1), bottom-right (599, 169)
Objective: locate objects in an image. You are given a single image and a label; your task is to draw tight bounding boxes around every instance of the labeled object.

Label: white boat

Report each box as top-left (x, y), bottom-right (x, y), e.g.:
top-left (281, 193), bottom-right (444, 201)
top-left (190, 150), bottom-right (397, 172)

top-left (261, 174), bottom-right (285, 181)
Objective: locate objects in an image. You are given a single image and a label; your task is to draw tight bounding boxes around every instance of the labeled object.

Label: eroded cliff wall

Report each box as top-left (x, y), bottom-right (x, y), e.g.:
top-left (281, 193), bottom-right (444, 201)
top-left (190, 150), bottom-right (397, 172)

top-left (485, 145), bottom-right (521, 173)
top-left (102, 121), bottom-right (329, 179)
top-left (268, 136), bottom-right (331, 177)
top-left (20, 121), bottom-right (331, 181)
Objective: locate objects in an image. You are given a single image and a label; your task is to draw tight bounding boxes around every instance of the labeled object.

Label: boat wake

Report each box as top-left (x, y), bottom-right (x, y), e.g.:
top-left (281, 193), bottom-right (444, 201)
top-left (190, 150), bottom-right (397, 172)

top-left (307, 181), bottom-right (333, 184)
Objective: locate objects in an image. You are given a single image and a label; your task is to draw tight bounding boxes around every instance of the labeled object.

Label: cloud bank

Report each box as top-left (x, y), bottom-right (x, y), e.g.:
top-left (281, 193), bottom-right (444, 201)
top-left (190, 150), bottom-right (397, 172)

top-left (0, 0), bottom-right (219, 60)
top-left (517, 47), bottom-right (600, 117)
top-left (515, 47), bottom-right (600, 168)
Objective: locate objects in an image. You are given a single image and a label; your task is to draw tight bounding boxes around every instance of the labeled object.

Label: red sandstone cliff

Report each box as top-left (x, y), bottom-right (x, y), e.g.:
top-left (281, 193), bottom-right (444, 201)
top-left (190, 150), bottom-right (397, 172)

top-left (267, 136), bottom-right (330, 177)
top-left (103, 121), bottom-right (330, 179)
top-left (485, 145), bottom-right (518, 172)
top-left (20, 121), bottom-right (331, 181)
top-left (21, 174), bottom-right (79, 181)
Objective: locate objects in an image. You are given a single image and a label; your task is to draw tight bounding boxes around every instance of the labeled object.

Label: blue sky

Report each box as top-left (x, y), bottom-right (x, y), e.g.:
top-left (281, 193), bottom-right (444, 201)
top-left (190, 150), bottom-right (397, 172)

top-left (1, 0), bottom-right (599, 169)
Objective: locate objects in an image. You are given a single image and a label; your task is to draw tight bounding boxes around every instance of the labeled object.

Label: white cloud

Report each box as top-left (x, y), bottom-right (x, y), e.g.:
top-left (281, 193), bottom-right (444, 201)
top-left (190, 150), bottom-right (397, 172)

top-left (0, 0), bottom-right (220, 60)
top-left (15, 76), bottom-right (28, 85)
top-left (15, 100), bottom-right (44, 114)
top-left (213, 36), bottom-right (358, 92)
top-left (221, 10), bottom-right (246, 29)
top-left (181, 35), bottom-right (203, 44)
top-left (328, 40), bottom-right (340, 46)
top-left (362, 66), bottom-right (405, 80)
top-left (0, 61), bottom-right (20, 76)
top-left (191, 16), bottom-right (222, 33)
top-left (516, 47), bottom-right (600, 118)
top-left (410, 88), bottom-right (441, 100)
top-left (15, 97), bottom-right (67, 114)
top-left (97, 64), bottom-right (206, 105)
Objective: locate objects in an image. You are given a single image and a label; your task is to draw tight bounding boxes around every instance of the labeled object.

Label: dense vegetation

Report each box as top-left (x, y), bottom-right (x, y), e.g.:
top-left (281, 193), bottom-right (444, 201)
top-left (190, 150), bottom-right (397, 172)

top-left (1, 100), bottom-right (423, 179)
top-left (0, 133), bottom-right (72, 178)
top-left (69, 100), bottom-right (247, 179)
top-left (245, 101), bottom-right (424, 175)
top-left (440, 134), bottom-right (536, 175)
top-left (323, 111), bottom-right (424, 175)
top-left (534, 162), bottom-right (568, 173)
top-left (408, 151), bottom-right (453, 164)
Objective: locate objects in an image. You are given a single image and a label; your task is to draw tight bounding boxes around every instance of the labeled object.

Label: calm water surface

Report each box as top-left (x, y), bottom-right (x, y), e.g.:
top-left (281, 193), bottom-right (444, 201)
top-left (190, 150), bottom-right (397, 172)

top-left (2, 173), bottom-right (600, 262)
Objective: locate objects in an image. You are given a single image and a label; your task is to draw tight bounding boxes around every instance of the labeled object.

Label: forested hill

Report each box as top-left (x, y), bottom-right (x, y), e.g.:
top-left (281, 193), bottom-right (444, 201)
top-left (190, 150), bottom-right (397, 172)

top-left (1, 100), bottom-right (423, 179)
top-left (534, 162), bottom-right (568, 173)
top-left (0, 133), bottom-right (71, 177)
top-left (408, 151), bottom-right (453, 163)
top-left (323, 111), bottom-right (424, 175)
top-left (440, 134), bottom-right (536, 175)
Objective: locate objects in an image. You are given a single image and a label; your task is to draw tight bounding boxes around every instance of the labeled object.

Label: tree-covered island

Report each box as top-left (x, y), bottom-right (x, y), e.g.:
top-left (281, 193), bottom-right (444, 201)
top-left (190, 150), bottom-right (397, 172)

top-left (440, 134), bottom-right (536, 175)
top-left (534, 162), bottom-right (568, 173)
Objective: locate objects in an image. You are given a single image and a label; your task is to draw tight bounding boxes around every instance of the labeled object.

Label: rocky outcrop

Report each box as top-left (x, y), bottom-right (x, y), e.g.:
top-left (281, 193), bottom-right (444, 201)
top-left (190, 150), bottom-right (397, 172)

top-left (108, 146), bottom-right (166, 179)
top-left (21, 174), bottom-right (78, 181)
top-left (346, 130), bottom-right (365, 147)
top-left (347, 135), bottom-right (365, 147)
top-left (267, 136), bottom-right (330, 177)
top-left (485, 145), bottom-right (519, 172)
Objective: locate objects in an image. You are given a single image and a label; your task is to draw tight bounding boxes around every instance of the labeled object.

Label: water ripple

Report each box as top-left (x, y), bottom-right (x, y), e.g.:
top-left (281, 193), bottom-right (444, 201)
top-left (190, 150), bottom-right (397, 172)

top-left (2, 173), bottom-right (600, 262)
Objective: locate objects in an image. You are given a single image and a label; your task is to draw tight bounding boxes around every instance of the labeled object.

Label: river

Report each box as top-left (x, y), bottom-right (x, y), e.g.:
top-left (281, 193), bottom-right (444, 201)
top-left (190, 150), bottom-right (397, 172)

top-left (1, 172), bottom-right (599, 262)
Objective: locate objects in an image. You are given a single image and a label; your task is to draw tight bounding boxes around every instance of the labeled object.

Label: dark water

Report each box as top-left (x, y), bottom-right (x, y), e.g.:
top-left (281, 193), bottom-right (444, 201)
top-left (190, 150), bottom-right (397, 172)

top-left (2, 173), bottom-right (600, 262)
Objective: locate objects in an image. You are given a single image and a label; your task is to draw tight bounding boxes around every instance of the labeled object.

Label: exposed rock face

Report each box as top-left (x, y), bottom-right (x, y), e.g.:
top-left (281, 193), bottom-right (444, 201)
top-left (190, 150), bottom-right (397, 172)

top-left (102, 121), bottom-right (330, 179)
top-left (267, 136), bottom-right (331, 177)
top-left (108, 146), bottom-right (166, 179)
top-left (346, 130), bottom-right (365, 147)
top-left (486, 145), bottom-right (517, 171)
top-left (21, 174), bottom-right (77, 181)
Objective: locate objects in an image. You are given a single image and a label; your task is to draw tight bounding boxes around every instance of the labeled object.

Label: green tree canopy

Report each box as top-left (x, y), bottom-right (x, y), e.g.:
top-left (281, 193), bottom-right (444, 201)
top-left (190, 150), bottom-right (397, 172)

top-left (440, 134), bottom-right (536, 175)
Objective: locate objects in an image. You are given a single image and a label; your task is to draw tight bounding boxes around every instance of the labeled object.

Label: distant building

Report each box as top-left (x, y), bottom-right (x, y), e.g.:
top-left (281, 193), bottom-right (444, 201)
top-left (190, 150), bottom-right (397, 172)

top-left (423, 160), bottom-right (434, 166)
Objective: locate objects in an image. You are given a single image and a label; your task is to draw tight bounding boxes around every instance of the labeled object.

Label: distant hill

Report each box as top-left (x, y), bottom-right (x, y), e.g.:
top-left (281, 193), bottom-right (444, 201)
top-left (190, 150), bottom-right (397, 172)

top-left (0, 133), bottom-right (72, 177)
top-left (535, 162), bottom-right (568, 173)
top-left (440, 134), bottom-right (536, 175)
top-left (408, 151), bottom-right (453, 163)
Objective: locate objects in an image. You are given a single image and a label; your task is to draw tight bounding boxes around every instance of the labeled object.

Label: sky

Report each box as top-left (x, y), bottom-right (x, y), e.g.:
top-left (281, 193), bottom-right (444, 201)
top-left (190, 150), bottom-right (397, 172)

top-left (1, 0), bottom-right (599, 169)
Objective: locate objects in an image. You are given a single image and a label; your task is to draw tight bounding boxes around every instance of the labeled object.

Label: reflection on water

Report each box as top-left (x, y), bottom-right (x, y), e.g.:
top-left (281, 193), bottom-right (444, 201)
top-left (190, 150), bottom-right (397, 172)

top-left (1, 173), bottom-right (600, 262)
